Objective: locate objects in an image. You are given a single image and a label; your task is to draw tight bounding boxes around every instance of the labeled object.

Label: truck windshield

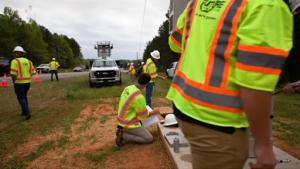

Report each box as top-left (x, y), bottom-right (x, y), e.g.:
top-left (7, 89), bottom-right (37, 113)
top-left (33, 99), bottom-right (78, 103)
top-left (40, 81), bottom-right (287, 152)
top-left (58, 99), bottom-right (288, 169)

top-left (93, 60), bottom-right (117, 67)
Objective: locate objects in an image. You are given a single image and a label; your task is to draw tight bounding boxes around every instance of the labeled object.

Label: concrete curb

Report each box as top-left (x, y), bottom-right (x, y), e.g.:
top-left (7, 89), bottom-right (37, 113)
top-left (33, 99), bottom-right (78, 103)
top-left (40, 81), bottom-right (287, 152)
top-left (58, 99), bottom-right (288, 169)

top-left (157, 123), bottom-right (300, 169)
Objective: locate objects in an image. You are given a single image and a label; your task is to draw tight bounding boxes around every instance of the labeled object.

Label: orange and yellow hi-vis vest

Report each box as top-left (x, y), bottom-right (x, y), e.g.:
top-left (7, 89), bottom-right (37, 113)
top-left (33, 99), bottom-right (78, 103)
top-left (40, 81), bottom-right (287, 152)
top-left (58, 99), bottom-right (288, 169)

top-left (10, 57), bottom-right (36, 84)
top-left (167, 0), bottom-right (293, 128)
top-left (117, 85), bottom-right (149, 128)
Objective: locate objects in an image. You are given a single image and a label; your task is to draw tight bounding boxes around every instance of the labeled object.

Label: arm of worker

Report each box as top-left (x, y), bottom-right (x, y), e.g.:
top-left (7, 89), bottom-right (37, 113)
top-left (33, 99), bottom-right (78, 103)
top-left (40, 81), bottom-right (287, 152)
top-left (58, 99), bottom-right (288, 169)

top-left (135, 97), bottom-right (151, 120)
top-left (240, 88), bottom-right (276, 169)
top-left (168, 2), bottom-right (188, 53)
top-left (282, 81), bottom-right (300, 94)
top-left (235, 2), bottom-right (293, 169)
top-left (158, 75), bottom-right (167, 80)
top-left (29, 61), bottom-right (36, 75)
top-left (149, 108), bottom-right (160, 116)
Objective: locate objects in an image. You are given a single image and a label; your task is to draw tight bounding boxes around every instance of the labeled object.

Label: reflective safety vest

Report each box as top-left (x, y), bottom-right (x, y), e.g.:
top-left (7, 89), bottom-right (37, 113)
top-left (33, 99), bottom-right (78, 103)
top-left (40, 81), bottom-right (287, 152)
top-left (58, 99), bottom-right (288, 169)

top-left (49, 61), bottom-right (60, 70)
top-left (10, 57), bottom-right (36, 84)
top-left (143, 58), bottom-right (158, 82)
top-left (117, 85), bottom-right (148, 128)
top-left (128, 65), bottom-right (136, 75)
top-left (168, 0), bottom-right (293, 128)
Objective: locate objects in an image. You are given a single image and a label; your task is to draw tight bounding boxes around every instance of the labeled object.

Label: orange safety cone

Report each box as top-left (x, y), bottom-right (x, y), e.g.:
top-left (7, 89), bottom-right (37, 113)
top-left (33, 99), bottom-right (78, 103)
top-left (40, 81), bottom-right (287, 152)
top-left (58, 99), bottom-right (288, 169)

top-left (1, 74), bottom-right (8, 88)
top-left (34, 70), bottom-right (40, 83)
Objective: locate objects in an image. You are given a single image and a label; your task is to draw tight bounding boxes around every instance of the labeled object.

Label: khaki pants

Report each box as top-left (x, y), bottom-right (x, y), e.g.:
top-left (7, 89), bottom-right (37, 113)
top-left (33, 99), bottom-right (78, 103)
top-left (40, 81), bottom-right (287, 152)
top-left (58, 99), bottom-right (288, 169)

top-left (177, 118), bottom-right (248, 169)
top-left (123, 126), bottom-right (153, 144)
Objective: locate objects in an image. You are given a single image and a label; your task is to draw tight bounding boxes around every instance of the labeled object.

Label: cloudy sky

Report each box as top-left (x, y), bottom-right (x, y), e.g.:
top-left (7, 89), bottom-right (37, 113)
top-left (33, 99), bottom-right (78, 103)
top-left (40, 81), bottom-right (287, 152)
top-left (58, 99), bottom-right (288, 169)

top-left (0, 0), bottom-right (170, 60)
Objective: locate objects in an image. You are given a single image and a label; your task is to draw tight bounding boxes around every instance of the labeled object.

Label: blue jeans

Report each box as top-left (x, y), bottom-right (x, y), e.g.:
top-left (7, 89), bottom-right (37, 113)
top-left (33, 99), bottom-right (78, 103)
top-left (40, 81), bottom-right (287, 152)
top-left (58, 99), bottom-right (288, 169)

top-left (14, 83), bottom-right (31, 116)
top-left (146, 83), bottom-right (154, 107)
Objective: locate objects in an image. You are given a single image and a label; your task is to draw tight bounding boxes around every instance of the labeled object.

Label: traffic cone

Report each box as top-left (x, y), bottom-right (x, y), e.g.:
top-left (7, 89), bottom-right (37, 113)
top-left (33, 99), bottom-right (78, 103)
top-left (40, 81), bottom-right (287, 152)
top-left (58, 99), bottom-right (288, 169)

top-left (34, 70), bottom-right (40, 83)
top-left (1, 74), bottom-right (8, 88)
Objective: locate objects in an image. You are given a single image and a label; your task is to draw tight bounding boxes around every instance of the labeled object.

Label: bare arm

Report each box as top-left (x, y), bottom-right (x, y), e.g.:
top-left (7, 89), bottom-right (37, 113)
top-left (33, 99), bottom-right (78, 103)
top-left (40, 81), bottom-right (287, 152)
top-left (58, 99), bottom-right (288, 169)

top-left (240, 87), bottom-right (276, 169)
top-left (282, 81), bottom-right (300, 94)
top-left (11, 75), bottom-right (16, 82)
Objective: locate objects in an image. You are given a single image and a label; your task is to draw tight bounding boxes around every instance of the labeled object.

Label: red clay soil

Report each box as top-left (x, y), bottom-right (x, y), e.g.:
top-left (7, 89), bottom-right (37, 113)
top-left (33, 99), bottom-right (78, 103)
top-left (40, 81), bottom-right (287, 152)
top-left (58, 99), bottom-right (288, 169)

top-left (5, 98), bottom-right (173, 169)
top-left (274, 139), bottom-right (300, 160)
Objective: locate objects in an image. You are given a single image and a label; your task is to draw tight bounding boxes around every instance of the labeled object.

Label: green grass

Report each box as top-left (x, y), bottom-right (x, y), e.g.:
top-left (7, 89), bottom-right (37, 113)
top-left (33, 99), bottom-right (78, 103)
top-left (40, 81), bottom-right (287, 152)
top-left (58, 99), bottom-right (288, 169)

top-left (3, 72), bottom-right (299, 167)
top-left (0, 73), bottom-right (171, 168)
top-left (100, 115), bottom-right (109, 124)
top-left (2, 140), bottom-right (56, 169)
top-left (273, 94), bottom-right (300, 145)
top-left (83, 146), bottom-right (120, 164)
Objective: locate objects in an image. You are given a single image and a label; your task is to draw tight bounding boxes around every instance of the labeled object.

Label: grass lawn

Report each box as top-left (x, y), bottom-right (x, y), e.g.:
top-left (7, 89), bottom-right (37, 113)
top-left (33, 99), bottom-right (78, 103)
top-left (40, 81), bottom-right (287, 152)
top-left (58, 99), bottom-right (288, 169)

top-left (0, 73), bottom-right (172, 168)
top-left (0, 72), bottom-right (299, 168)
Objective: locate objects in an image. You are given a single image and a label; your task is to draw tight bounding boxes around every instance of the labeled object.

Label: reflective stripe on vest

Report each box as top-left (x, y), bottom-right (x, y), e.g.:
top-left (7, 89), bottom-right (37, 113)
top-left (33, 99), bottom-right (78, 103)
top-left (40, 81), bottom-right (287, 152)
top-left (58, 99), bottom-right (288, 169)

top-left (170, 27), bottom-right (183, 48)
top-left (172, 71), bottom-right (242, 113)
top-left (177, 0), bottom-right (198, 72)
top-left (117, 116), bottom-right (140, 126)
top-left (144, 59), bottom-right (157, 79)
top-left (237, 45), bottom-right (289, 75)
top-left (13, 58), bottom-right (34, 83)
top-left (15, 58), bottom-right (23, 78)
top-left (205, 0), bottom-right (247, 88)
top-left (137, 108), bottom-right (148, 119)
top-left (183, 0), bottom-right (197, 50)
top-left (118, 91), bottom-right (142, 126)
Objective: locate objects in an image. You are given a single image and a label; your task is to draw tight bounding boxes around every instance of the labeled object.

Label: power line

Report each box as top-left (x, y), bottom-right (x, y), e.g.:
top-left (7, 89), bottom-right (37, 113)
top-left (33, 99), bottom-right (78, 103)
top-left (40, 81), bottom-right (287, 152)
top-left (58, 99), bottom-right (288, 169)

top-left (137, 0), bottom-right (148, 60)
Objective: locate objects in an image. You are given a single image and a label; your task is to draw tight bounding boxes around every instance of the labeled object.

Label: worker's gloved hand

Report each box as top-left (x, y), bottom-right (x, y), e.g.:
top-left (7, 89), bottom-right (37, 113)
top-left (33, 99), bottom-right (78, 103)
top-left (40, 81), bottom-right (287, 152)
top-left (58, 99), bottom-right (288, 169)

top-left (250, 143), bottom-right (276, 169)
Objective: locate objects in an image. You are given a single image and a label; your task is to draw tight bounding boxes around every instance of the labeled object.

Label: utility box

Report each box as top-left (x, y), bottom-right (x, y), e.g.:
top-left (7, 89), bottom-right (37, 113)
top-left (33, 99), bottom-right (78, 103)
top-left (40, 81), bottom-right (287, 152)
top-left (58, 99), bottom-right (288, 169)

top-left (168, 0), bottom-right (189, 33)
top-left (94, 41), bottom-right (113, 59)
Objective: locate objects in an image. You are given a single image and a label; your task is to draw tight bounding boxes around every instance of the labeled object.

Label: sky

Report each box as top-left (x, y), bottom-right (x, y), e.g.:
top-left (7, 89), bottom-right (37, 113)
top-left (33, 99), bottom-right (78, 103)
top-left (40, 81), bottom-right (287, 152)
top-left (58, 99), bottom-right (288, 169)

top-left (0, 0), bottom-right (170, 60)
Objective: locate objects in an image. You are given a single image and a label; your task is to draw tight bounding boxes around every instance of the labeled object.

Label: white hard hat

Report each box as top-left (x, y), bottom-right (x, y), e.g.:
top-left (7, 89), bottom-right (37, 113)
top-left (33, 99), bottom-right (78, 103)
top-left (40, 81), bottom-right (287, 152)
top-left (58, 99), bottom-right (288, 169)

top-left (13, 46), bottom-right (26, 53)
top-left (131, 62), bottom-right (134, 65)
top-left (163, 114), bottom-right (178, 127)
top-left (150, 50), bottom-right (160, 59)
top-left (52, 58), bottom-right (56, 60)
top-left (290, 0), bottom-right (300, 14)
top-left (141, 62), bottom-right (144, 64)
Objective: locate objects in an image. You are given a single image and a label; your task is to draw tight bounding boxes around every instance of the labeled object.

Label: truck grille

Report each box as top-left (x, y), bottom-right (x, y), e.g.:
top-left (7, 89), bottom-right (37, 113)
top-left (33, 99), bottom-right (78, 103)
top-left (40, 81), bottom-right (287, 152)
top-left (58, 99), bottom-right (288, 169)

top-left (94, 71), bottom-right (116, 78)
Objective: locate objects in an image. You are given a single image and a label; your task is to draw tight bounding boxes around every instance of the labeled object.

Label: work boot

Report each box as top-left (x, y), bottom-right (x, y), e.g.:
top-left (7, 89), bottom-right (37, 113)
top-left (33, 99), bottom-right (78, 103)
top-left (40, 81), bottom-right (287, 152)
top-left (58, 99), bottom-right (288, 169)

top-left (25, 115), bottom-right (31, 120)
top-left (116, 128), bottom-right (124, 147)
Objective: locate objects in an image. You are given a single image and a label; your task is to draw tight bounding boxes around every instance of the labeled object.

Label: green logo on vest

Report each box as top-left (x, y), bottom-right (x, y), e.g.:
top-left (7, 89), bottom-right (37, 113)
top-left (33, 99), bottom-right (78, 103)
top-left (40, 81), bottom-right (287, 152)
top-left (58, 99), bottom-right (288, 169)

top-left (200, 0), bottom-right (225, 13)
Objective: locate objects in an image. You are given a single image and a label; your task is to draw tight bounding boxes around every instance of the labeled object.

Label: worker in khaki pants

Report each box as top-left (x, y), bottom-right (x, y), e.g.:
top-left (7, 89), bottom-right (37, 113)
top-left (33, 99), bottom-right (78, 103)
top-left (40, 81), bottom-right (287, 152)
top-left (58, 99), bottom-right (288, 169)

top-left (115, 73), bottom-right (160, 147)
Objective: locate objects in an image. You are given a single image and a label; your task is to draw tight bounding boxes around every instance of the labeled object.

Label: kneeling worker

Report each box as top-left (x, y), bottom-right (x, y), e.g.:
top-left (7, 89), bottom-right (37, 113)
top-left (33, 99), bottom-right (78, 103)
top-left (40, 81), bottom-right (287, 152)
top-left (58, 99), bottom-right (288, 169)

top-left (116, 73), bottom-right (160, 147)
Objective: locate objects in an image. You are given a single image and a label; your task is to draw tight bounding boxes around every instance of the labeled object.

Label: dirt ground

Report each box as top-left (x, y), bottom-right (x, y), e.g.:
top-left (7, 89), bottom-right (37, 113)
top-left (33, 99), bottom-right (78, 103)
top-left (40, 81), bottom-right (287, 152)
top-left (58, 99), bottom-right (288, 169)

top-left (4, 98), bottom-right (173, 169)
top-left (4, 96), bottom-right (299, 169)
top-left (273, 132), bottom-right (300, 160)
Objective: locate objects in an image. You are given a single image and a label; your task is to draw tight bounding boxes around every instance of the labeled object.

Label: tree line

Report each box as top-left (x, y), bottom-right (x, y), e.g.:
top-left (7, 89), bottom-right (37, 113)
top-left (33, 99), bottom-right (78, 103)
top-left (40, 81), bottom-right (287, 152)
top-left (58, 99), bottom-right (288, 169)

top-left (143, 19), bottom-right (180, 71)
top-left (0, 7), bottom-right (83, 68)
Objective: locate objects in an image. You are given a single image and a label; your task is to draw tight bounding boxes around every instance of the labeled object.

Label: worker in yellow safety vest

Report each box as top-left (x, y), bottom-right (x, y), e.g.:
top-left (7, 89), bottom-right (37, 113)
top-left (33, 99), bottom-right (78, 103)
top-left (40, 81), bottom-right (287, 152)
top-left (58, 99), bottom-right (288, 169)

top-left (10, 46), bottom-right (36, 120)
top-left (128, 62), bottom-right (136, 81)
top-left (143, 50), bottom-right (166, 107)
top-left (115, 73), bottom-right (160, 147)
top-left (168, 0), bottom-right (294, 168)
top-left (49, 58), bottom-right (60, 81)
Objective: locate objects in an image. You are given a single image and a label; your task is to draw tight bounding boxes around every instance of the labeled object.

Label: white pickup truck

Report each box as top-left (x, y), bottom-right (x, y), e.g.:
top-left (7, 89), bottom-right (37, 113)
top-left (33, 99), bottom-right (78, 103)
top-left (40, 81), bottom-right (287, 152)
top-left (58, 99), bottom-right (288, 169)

top-left (89, 59), bottom-right (122, 87)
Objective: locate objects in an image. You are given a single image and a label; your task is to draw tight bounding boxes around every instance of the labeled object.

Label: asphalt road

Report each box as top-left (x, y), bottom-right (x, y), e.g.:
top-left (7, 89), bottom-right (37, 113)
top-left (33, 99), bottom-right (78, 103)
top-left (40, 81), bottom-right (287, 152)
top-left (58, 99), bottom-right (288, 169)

top-left (0, 71), bottom-right (88, 85)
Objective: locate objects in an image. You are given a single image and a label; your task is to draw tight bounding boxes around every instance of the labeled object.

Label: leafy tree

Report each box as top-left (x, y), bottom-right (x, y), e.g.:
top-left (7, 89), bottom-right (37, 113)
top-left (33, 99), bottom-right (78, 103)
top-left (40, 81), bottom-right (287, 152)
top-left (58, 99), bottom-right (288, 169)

top-left (0, 7), bottom-right (83, 68)
top-left (143, 19), bottom-right (179, 71)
